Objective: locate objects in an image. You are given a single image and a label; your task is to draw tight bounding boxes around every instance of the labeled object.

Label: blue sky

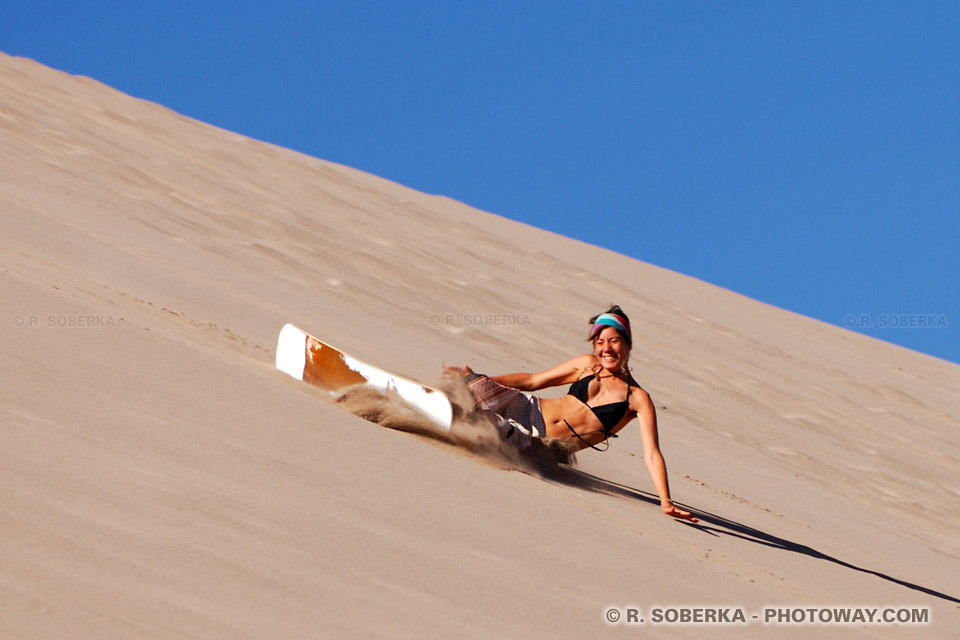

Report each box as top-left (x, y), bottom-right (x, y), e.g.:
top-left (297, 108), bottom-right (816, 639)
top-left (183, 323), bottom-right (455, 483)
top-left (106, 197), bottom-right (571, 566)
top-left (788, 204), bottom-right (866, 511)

top-left (4, 2), bottom-right (958, 364)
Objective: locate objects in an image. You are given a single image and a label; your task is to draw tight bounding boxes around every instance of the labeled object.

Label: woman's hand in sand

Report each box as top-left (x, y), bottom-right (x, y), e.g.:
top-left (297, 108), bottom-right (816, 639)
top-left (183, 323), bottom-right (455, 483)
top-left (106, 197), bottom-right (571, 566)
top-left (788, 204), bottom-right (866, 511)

top-left (661, 500), bottom-right (698, 522)
top-left (442, 364), bottom-right (474, 380)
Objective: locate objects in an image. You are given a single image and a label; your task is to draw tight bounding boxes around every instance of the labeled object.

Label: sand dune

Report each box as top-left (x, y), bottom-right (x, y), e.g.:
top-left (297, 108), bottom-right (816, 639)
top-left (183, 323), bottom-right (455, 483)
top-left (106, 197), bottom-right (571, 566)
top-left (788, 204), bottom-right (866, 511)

top-left (2, 51), bottom-right (958, 638)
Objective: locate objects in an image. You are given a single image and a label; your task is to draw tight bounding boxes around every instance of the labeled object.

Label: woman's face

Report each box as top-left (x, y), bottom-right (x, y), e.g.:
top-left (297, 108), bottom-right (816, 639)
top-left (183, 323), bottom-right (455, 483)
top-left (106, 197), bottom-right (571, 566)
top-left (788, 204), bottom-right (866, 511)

top-left (593, 326), bottom-right (630, 373)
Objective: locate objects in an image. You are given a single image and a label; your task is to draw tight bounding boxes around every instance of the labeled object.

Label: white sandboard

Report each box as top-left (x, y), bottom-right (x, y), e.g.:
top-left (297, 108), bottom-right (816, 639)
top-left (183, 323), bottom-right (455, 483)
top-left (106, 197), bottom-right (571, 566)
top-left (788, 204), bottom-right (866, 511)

top-left (276, 323), bottom-right (453, 430)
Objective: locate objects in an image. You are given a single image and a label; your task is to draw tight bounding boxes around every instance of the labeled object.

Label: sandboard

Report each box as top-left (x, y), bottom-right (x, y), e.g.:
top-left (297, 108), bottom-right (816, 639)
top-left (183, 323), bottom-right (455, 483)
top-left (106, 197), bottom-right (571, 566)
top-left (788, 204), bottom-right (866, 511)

top-left (276, 323), bottom-right (453, 430)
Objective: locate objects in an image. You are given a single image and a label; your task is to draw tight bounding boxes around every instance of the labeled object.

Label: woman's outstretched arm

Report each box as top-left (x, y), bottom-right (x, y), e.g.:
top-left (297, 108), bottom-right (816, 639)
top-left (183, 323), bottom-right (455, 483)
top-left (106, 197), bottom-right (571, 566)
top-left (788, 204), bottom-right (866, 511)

top-left (445, 355), bottom-right (594, 391)
top-left (492, 354), bottom-right (596, 391)
top-left (634, 389), bottom-right (698, 522)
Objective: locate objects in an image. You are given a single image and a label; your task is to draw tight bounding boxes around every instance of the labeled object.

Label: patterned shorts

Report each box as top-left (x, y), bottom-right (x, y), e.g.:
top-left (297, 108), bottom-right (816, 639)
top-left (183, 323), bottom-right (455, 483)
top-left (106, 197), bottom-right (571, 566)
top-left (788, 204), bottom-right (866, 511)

top-left (466, 375), bottom-right (546, 449)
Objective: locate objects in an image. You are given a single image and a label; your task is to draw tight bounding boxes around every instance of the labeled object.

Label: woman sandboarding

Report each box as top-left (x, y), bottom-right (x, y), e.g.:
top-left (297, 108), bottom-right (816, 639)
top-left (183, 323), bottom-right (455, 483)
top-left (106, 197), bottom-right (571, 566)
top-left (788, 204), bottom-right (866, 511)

top-left (444, 305), bottom-right (697, 522)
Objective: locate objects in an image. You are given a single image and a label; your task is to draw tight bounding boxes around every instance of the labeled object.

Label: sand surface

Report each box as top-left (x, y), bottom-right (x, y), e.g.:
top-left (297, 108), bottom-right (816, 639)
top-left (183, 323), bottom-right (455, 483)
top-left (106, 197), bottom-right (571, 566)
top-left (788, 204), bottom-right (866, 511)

top-left (2, 51), bottom-right (958, 638)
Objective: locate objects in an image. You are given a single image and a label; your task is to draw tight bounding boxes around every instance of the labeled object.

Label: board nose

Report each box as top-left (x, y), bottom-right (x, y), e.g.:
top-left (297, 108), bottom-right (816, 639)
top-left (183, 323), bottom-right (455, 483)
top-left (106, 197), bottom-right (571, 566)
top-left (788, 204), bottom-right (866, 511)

top-left (276, 323), bottom-right (307, 380)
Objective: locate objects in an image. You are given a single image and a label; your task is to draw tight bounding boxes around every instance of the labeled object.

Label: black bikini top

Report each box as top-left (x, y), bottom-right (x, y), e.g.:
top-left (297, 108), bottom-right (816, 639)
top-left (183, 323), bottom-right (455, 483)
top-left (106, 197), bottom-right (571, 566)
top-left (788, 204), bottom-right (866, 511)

top-left (567, 373), bottom-right (630, 433)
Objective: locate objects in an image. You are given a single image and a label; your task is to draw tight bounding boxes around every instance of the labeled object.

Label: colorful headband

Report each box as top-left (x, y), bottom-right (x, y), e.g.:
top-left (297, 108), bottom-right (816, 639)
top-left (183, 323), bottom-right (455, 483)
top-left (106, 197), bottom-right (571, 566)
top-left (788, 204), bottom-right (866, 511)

top-left (591, 313), bottom-right (632, 342)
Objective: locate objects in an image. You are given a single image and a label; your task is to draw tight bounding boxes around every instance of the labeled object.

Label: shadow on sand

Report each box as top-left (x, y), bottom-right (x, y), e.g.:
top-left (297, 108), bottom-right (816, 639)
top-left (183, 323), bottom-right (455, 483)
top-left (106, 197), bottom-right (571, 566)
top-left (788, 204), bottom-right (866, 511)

top-left (334, 386), bottom-right (957, 606)
top-left (546, 466), bottom-right (960, 606)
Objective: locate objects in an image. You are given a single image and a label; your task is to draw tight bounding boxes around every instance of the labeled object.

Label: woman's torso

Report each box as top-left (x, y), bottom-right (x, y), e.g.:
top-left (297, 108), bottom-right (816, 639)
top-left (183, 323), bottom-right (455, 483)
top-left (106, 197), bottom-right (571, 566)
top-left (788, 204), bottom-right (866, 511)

top-left (539, 370), bottom-right (636, 446)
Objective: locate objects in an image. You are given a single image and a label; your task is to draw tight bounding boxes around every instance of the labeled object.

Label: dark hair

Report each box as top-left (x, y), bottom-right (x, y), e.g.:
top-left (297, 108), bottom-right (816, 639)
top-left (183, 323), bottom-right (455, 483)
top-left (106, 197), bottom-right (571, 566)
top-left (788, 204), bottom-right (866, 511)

top-left (587, 304), bottom-right (632, 346)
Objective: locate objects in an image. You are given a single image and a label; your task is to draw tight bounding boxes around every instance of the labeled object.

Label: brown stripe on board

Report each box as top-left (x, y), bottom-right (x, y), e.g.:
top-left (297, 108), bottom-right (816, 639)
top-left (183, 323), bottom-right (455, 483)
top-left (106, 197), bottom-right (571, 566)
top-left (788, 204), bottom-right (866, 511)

top-left (304, 336), bottom-right (367, 390)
